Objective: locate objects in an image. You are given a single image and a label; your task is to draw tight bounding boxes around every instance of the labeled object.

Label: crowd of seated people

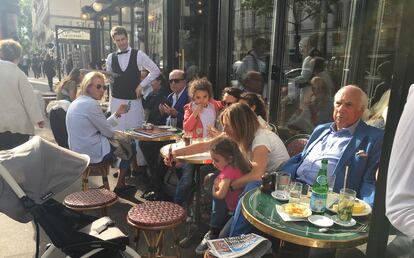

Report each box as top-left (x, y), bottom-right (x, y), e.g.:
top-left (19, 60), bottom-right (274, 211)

top-left (48, 63), bottom-right (383, 257)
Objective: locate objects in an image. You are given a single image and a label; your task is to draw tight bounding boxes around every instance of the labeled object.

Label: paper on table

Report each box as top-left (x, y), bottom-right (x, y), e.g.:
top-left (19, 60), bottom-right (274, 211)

top-left (275, 205), bottom-right (307, 222)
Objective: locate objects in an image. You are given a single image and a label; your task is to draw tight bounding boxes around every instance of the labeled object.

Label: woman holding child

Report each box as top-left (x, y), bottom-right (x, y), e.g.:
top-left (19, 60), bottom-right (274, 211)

top-left (166, 102), bottom-right (289, 252)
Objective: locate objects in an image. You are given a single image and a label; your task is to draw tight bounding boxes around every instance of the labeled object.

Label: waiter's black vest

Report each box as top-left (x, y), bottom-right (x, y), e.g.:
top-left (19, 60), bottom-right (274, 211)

top-left (111, 49), bottom-right (141, 100)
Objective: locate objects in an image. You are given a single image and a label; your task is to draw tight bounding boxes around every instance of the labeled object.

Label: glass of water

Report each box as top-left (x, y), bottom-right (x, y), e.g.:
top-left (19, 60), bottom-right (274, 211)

top-left (326, 175), bottom-right (337, 207)
top-left (289, 182), bottom-right (303, 203)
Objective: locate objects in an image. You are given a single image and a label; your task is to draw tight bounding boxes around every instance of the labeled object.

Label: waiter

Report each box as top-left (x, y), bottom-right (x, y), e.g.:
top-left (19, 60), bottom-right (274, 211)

top-left (106, 26), bottom-right (160, 171)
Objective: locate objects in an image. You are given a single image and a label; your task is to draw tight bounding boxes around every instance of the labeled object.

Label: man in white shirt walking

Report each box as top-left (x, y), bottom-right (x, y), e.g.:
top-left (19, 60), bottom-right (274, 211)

top-left (106, 26), bottom-right (160, 184)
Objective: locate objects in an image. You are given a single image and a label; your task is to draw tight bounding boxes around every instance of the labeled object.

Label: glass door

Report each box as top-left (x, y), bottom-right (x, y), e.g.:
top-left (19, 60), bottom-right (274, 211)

top-left (176, 0), bottom-right (217, 81)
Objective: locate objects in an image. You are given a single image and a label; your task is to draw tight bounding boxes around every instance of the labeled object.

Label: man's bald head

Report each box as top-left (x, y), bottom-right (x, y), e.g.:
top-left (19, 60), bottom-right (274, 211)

top-left (333, 85), bottom-right (368, 130)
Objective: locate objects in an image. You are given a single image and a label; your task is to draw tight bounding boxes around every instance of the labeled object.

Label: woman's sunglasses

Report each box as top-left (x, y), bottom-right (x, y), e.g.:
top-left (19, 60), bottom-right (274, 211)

top-left (96, 84), bottom-right (108, 91)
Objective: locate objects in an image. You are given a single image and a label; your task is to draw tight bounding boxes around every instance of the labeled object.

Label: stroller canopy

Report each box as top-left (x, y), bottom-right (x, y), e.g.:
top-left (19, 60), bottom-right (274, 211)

top-left (0, 136), bottom-right (89, 222)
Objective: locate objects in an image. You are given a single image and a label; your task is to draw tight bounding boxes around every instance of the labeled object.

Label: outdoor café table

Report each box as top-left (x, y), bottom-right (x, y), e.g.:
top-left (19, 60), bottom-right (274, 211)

top-left (160, 142), bottom-right (212, 244)
top-left (118, 127), bottom-right (182, 142)
top-left (241, 188), bottom-right (370, 256)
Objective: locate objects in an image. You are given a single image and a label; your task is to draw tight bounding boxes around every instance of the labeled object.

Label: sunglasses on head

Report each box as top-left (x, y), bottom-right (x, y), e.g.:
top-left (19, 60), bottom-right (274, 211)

top-left (96, 84), bottom-right (108, 90)
top-left (169, 78), bottom-right (184, 84)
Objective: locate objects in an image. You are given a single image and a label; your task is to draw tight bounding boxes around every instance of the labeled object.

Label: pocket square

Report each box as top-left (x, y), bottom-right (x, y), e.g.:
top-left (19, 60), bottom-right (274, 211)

top-left (355, 150), bottom-right (368, 157)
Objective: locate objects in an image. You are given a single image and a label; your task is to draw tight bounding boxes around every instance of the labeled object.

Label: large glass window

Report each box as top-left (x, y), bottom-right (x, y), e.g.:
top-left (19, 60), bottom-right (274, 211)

top-left (148, 0), bottom-right (164, 69)
top-left (230, 0), bottom-right (274, 99)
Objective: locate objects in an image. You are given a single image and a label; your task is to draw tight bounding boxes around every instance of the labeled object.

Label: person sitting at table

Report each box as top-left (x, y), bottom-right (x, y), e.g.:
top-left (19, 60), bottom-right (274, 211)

top-left (174, 78), bottom-right (223, 207)
top-left (208, 87), bottom-right (243, 138)
top-left (195, 136), bottom-right (251, 254)
top-left (56, 68), bottom-right (84, 102)
top-left (238, 92), bottom-right (269, 129)
top-left (159, 69), bottom-right (190, 129)
top-left (183, 77), bottom-right (223, 138)
top-left (143, 74), bottom-right (170, 125)
top-left (165, 103), bottom-right (289, 239)
top-left (66, 71), bottom-right (133, 194)
top-left (282, 85), bottom-right (384, 207)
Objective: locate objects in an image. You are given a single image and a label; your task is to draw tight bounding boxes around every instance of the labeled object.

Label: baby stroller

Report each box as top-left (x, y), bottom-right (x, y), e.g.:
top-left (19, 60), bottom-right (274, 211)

top-left (0, 136), bottom-right (140, 258)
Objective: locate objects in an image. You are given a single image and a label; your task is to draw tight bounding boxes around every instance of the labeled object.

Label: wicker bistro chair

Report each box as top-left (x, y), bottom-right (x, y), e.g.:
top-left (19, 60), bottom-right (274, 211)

top-left (127, 201), bottom-right (186, 258)
top-left (63, 188), bottom-right (118, 216)
top-left (284, 134), bottom-right (310, 157)
top-left (82, 159), bottom-right (112, 191)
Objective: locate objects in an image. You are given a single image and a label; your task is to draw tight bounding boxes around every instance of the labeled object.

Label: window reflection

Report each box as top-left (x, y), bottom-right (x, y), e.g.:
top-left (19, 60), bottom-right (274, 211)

top-left (148, 0), bottom-right (164, 69)
top-left (231, 0), bottom-right (273, 99)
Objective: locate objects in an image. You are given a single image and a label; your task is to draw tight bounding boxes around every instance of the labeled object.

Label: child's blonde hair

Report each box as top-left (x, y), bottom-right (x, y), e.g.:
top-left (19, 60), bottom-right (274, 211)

top-left (210, 136), bottom-right (251, 174)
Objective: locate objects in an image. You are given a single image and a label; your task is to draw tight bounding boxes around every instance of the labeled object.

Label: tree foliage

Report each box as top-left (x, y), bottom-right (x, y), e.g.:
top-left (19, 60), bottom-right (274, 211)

top-left (17, 0), bottom-right (32, 54)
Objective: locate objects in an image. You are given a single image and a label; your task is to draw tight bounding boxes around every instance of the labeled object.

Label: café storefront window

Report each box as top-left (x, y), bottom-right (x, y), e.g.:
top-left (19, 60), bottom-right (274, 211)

top-left (148, 0), bottom-right (164, 69)
top-left (230, 0), bottom-right (274, 100)
top-left (267, 0), bottom-right (401, 142)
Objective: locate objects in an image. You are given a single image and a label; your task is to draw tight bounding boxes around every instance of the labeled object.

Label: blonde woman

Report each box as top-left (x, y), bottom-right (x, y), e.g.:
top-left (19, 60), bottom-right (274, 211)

top-left (366, 89), bottom-right (390, 129)
top-left (166, 103), bottom-right (289, 239)
top-left (66, 72), bottom-right (132, 193)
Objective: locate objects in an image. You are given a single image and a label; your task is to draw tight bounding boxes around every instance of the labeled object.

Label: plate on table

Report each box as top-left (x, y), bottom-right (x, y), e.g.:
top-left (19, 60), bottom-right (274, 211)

top-left (271, 190), bottom-right (289, 201)
top-left (157, 125), bottom-right (171, 129)
top-left (308, 215), bottom-right (334, 227)
top-left (327, 199), bottom-right (372, 217)
top-left (281, 203), bottom-right (312, 219)
top-left (332, 215), bottom-right (357, 227)
top-left (167, 128), bottom-right (178, 132)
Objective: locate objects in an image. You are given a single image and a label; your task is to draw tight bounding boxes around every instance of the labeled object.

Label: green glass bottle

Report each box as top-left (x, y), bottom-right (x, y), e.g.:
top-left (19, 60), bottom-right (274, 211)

top-left (310, 159), bottom-right (328, 213)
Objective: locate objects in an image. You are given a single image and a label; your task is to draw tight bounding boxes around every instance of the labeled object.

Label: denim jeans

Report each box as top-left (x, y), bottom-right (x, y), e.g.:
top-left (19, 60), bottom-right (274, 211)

top-left (229, 180), bottom-right (261, 237)
top-left (174, 163), bottom-right (195, 207)
top-left (210, 197), bottom-right (231, 230)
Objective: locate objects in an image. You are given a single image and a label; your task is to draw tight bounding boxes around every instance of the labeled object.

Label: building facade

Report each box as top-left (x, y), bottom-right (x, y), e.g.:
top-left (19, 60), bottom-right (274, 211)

top-left (0, 0), bottom-right (19, 40)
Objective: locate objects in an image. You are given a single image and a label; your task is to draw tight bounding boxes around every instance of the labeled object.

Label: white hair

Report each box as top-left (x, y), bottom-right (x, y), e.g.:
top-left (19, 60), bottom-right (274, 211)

top-left (334, 85), bottom-right (369, 112)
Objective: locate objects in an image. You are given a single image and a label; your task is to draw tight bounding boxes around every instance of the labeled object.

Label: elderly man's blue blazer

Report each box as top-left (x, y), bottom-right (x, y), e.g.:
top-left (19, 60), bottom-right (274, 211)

top-left (282, 121), bottom-right (384, 206)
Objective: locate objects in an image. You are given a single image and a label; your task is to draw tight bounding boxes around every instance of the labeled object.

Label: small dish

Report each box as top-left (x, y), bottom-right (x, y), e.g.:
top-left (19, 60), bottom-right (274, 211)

top-left (157, 125), bottom-right (171, 129)
top-left (281, 203), bottom-right (312, 219)
top-left (167, 128), bottom-right (178, 132)
top-left (271, 190), bottom-right (289, 201)
top-left (308, 215), bottom-right (334, 227)
top-left (331, 215), bottom-right (357, 227)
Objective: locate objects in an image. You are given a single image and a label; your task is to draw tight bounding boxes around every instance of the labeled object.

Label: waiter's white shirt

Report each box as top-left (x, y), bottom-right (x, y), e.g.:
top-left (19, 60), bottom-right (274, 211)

top-left (386, 84), bottom-right (414, 239)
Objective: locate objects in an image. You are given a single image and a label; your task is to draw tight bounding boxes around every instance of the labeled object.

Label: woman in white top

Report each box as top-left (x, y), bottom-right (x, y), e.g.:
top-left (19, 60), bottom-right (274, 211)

top-left (66, 71), bottom-right (131, 192)
top-left (167, 103), bottom-right (289, 238)
top-left (0, 39), bottom-right (44, 150)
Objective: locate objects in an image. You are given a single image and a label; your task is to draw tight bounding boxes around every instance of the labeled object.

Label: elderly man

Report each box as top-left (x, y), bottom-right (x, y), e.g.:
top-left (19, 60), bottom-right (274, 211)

top-left (159, 69), bottom-right (189, 128)
top-left (282, 85), bottom-right (383, 206)
top-left (139, 69), bottom-right (190, 200)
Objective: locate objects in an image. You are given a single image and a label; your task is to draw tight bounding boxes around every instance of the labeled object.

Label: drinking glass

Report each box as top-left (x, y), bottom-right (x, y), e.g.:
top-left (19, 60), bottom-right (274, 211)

top-left (326, 175), bottom-right (337, 207)
top-left (337, 188), bottom-right (356, 223)
top-left (170, 117), bottom-right (177, 128)
top-left (275, 172), bottom-right (291, 200)
top-left (289, 182), bottom-right (303, 203)
top-left (183, 132), bottom-right (192, 146)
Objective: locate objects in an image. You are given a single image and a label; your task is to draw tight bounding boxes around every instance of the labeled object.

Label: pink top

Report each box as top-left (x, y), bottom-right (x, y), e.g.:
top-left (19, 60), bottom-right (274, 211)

top-left (218, 165), bottom-right (244, 212)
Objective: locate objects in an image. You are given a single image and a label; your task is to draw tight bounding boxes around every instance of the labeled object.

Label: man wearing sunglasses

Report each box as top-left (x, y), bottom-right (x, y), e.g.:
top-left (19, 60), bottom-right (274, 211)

top-left (106, 26), bottom-right (160, 179)
top-left (159, 69), bottom-right (190, 128)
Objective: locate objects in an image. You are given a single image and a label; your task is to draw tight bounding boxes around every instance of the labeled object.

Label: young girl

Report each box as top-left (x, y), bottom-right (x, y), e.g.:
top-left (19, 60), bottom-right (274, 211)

top-left (174, 78), bottom-right (223, 207)
top-left (183, 78), bottom-right (223, 138)
top-left (196, 136), bottom-right (251, 254)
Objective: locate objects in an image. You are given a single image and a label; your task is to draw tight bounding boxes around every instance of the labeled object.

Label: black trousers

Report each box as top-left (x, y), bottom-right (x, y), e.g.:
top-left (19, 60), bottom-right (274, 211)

top-left (0, 132), bottom-right (30, 151)
top-left (139, 140), bottom-right (174, 196)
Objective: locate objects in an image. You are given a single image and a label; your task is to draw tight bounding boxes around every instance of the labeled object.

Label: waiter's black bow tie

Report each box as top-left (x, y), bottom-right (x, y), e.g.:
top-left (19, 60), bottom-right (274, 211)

top-left (117, 50), bottom-right (129, 55)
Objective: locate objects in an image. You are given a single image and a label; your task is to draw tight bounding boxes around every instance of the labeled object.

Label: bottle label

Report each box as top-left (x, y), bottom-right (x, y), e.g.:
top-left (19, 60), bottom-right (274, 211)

top-left (310, 191), bottom-right (327, 212)
top-left (316, 175), bottom-right (328, 185)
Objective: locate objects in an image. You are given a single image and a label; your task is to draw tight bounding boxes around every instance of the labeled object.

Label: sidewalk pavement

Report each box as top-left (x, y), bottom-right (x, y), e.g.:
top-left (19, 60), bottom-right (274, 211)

top-left (0, 80), bottom-right (206, 258)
